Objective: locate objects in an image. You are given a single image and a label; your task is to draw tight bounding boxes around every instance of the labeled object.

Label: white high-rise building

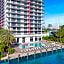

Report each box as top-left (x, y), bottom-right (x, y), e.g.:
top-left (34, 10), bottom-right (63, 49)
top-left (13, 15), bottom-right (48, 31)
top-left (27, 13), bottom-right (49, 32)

top-left (57, 24), bottom-right (60, 29)
top-left (0, 0), bottom-right (44, 43)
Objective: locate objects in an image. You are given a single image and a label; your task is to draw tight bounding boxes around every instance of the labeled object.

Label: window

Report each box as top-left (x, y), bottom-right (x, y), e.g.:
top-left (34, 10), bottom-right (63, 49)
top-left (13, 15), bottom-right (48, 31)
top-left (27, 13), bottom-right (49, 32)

top-left (17, 31), bottom-right (21, 34)
top-left (30, 0), bottom-right (33, 2)
top-left (17, 10), bottom-right (21, 13)
top-left (35, 9), bottom-right (37, 11)
top-left (35, 37), bottom-right (37, 41)
top-left (35, 5), bottom-right (37, 7)
top-left (12, 5), bottom-right (16, 8)
top-left (30, 12), bottom-right (33, 14)
top-left (24, 31), bottom-right (27, 35)
top-left (24, 7), bottom-right (27, 9)
top-left (38, 17), bottom-right (41, 19)
top-left (17, 6), bottom-right (21, 8)
top-left (24, 0), bottom-right (28, 1)
top-left (35, 17), bottom-right (37, 19)
top-left (35, 31), bottom-right (37, 34)
top-left (38, 2), bottom-right (41, 4)
top-left (17, 1), bottom-right (21, 4)
top-left (11, 9), bottom-right (16, 12)
top-left (12, 14), bottom-right (16, 16)
top-left (38, 9), bottom-right (41, 11)
top-left (24, 27), bottom-right (27, 29)
top-left (30, 4), bottom-right (33, 7)
top-left (24, 3), bottom-right (27, 5)
top-left (35, 13), bottom-right (37, 15)
top-left (35, 20), bottom-right (37, 23)
top-left (17, 19), bottom-right (21, 22)
top-left (38, 13), bottom-right (41, 15)
top-left (30, 16), bottom-right (33, 18)
top-left (24, 15), bottom-right (27, 18)
top-left (39, 37), bottom-right (41, 41)
top-left (38, 6), bottom-right (41, 8)
top-left (30, 8), bottom-right (33, 10)
top-left (24, 31), bottom-right (27, 33)
top-left (24, 19), bottom-right (27, 22)
top-left (30, 20), bottom-right (33, 23)
top-left (35, 1), bottom-right (37, 3)
top-left (13, 27), bottom-right (16, 30)
top-left (17, 27), bottom-right (21, 30)
top-left (35, 24), bottom-right (37, 27)
top-left (38, 20), bottom-right (41, 23)
top-left (24, 11), bottom-right (27, 14)
top-left (30, 37), bottom-right (33, 42)
top-left (24, 23), bottom-right (27, 26)
top-left (11, 18), bottom-right (16, 21)
top-left (17, 14), bottom-right (21, 17)
top-left (31, 31), bottom-right (33, 34)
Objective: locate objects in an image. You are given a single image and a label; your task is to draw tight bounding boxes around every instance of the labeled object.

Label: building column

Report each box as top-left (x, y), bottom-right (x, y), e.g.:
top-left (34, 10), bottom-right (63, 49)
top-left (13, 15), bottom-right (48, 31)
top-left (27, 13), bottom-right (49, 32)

top-left (19, 38), bottom-right (22, 43)
top-left (25, 37), bottom-right (30, 43)
top-left (28, 0), bottom-right (30, 34)
top-left (1, 0), bottom-right (3, 27)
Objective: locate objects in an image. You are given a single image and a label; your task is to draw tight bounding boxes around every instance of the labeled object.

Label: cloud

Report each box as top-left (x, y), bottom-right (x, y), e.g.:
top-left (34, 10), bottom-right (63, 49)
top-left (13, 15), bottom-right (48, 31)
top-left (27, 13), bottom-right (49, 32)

top-left (44, 14), bottom-right (64, 28)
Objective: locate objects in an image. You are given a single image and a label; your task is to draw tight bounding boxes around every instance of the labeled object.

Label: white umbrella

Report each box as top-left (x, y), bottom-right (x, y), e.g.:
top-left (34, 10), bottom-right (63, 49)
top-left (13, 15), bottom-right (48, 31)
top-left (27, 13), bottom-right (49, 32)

top-left (42, 44), bottom-right (45, 46)
top-left (29, 46), bottom-right (34, 48)
top-left (52, 42), bottom-right (55, 44)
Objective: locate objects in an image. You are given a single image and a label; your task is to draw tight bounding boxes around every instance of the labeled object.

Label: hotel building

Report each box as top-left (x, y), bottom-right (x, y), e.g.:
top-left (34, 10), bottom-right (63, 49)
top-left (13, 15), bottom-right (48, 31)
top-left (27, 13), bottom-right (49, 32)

top-left (0, 0), bottom-right (44, 43)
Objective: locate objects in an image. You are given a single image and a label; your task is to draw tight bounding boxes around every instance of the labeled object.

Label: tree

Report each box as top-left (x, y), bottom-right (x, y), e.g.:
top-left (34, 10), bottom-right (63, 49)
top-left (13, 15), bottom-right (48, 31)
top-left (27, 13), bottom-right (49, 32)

top-left (42, 25), bottom-right (64, 44)
top-left (48, 24), bottom-right (52, 30)
top-left (56, 25), bottom-right (64, 43)
top-left (0, 27), bottom-right (15, 59)
top-left (0, 27), bottom-right (15, 46)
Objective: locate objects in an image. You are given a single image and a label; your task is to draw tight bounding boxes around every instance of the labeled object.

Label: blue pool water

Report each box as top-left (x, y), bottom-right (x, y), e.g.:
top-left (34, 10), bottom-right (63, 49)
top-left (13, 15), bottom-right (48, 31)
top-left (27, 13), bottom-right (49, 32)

top-left (19, 43), bottom-right (42, 48)
top-left (1, 48), bottom-right (64, 64)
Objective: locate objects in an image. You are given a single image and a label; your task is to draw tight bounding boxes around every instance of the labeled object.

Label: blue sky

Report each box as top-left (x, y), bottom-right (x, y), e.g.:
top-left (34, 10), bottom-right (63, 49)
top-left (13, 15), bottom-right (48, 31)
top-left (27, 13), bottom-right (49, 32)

top-left (43, 0), bottom-right (64, 28)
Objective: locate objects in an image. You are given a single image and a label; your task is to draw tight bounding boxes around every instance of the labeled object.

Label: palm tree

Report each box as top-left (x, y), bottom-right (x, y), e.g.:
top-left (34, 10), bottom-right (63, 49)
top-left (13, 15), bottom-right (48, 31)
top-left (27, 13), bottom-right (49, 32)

top-left (0, 28), bottom-right (15, 46)
top-left (48, 24), bottom-right (52, 30)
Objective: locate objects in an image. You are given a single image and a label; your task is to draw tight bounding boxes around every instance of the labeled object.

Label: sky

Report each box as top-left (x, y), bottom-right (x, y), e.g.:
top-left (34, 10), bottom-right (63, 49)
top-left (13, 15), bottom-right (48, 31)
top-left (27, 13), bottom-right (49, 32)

top-left (43, 0), bottom-right (64, 28)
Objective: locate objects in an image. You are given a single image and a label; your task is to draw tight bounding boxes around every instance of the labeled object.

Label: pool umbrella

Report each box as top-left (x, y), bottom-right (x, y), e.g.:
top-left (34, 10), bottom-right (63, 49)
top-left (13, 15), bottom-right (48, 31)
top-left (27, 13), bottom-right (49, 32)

top-left (42, 44), bottom-right (45, 47)
top-left (35, 43), bottom-right (38, 47)
top-left (24, 43), bottom-right (28, 46)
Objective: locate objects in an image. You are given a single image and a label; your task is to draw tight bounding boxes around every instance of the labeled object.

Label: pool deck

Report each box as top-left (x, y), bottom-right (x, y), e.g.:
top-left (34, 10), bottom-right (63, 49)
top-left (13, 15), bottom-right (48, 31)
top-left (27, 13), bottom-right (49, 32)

top-left (1, 44), bottom-right (64, 61)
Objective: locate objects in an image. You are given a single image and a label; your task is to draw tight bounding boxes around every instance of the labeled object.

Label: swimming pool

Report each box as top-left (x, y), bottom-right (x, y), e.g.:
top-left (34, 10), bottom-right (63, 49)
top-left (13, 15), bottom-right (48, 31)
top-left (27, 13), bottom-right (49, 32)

top-left (1, 48), bottom-right (64, 64)
top-left (19, 42), bottom-right (43, 48)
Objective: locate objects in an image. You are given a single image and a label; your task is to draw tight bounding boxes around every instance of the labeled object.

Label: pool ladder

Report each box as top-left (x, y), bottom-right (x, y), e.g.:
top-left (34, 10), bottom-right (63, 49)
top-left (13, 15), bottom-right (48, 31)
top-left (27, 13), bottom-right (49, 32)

top-left (18, 54), bottom-right (20, 64)
top-left (8, 55), bottom-right (10, 64)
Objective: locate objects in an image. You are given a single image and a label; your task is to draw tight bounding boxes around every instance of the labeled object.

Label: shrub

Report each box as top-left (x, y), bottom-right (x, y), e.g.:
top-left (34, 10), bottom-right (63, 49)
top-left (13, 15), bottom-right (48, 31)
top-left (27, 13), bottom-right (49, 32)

top-left (43, 36), bottom-right (49, 40)
top-left (0, 44), bottom-right (5, 59)
top-left (0, 44), bottom-right (14, 59)
top-left (7, 47), bottom-right (14, 54)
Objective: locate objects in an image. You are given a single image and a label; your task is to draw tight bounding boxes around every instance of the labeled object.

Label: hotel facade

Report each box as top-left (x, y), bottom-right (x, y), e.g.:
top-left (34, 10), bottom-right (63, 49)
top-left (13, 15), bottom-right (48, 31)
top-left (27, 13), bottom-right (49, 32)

top-left (0, 0), bottom-right (44, 43)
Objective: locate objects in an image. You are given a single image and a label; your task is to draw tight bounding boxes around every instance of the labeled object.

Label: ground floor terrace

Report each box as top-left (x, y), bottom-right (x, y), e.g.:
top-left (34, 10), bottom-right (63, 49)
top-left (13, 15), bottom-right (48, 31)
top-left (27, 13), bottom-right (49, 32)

top-left (14, 34), bottom-right (42, 43)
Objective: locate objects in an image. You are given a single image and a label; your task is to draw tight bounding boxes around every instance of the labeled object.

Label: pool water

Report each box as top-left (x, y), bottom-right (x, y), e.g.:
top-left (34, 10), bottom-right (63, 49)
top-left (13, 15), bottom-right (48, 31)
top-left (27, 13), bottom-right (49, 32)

top-left (1, 48), bottom-right (64, 64)
top-left (19, 43), bottom-right (42, 48)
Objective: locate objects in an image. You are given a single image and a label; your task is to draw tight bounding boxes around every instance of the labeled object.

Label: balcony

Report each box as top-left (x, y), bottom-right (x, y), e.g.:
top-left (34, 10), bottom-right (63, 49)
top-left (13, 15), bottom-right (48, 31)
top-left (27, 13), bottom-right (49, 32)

top-left (7, 1), bottom-right (28, 7)
top-left (24, 29), bottom-right (28, 31)
top-left (7, 15), bottom-right (25, 19)
top-left (11, 29), bottom-right (17, 31)
top-left (7, 11), bottom-right (28, 16)
top-left (7, 6), bottom-right (28, 11)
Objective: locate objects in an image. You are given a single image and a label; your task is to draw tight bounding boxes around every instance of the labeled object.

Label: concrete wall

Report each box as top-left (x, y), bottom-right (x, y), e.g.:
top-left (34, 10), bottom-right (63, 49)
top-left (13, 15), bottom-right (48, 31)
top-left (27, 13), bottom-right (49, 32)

top-left (42, 32), bottom-right (49, 37)
top-left (25, 37), bottom-right (30, 43)
top-left (19, 38), bottom-right (22, 43)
